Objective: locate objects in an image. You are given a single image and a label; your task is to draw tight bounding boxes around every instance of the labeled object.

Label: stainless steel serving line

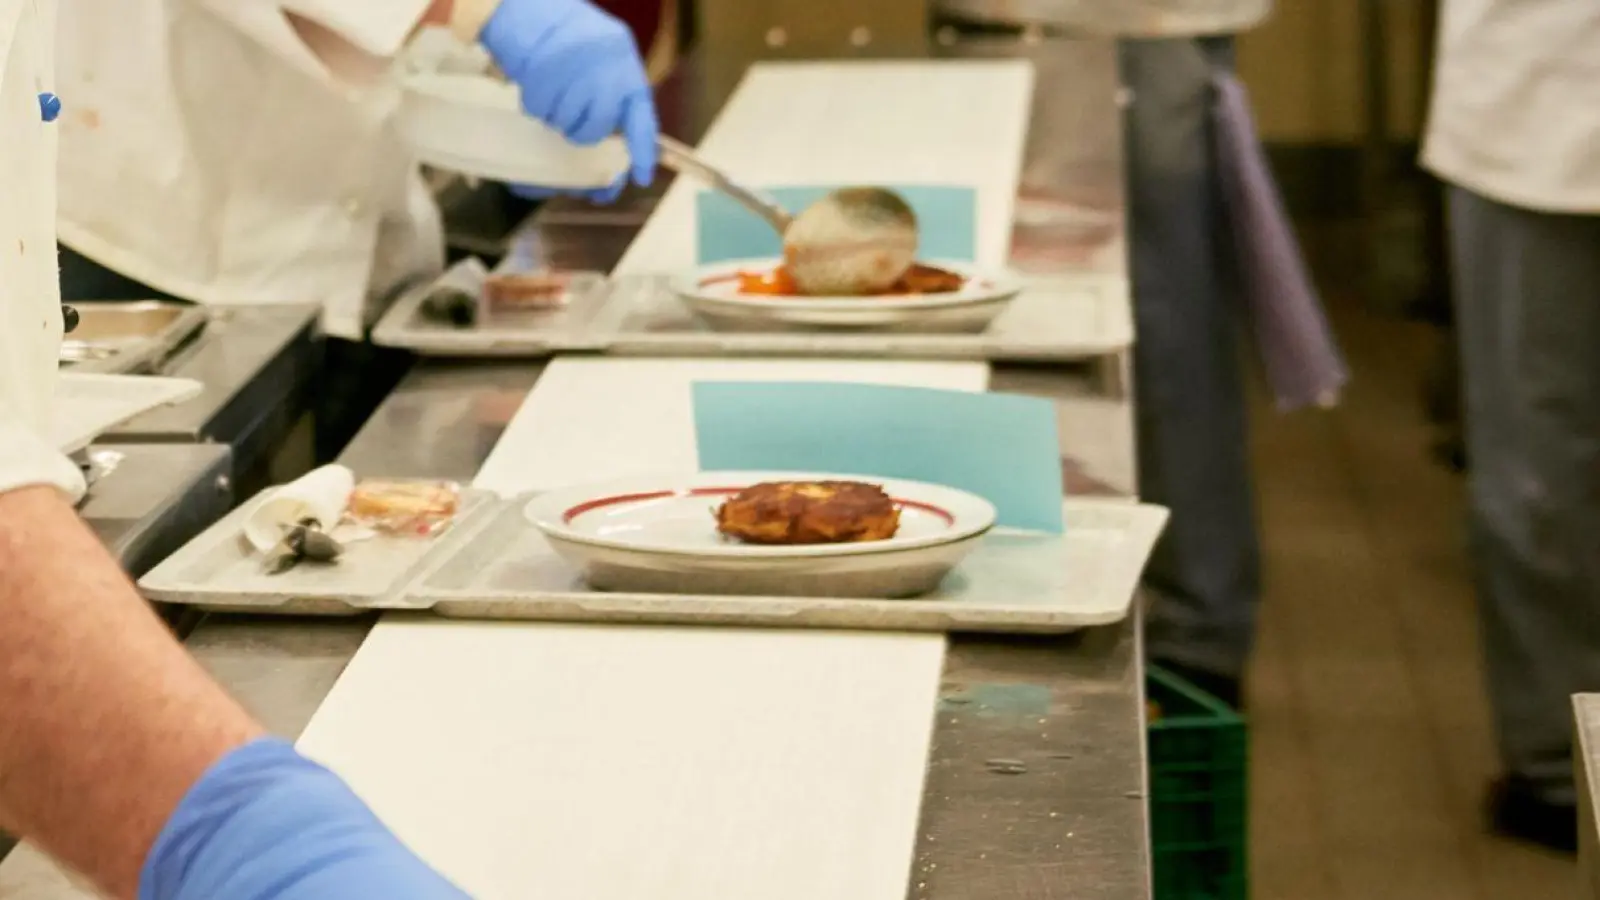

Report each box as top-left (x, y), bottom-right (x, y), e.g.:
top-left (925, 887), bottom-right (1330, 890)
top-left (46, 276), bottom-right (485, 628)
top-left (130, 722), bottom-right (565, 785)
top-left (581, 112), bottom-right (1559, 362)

top-left (93, 303), bottom-right (321, 491)
top-left (207, 40), bottom-right (1146, 899)
top-left (77, 444), bottom-right (236, 578)
top-left (0, 38), bottom-right (1150, 899)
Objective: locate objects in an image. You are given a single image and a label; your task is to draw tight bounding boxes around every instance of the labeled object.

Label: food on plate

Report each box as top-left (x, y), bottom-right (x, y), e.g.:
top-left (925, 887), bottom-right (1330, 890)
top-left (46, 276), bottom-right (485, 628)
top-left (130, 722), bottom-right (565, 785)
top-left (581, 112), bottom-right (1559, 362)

top-left (713, 480), bottom-right (901, 545)
top-left (347, 479), bottom-right (461, 536)
top-left (732, 263), bottom-right (966, 298)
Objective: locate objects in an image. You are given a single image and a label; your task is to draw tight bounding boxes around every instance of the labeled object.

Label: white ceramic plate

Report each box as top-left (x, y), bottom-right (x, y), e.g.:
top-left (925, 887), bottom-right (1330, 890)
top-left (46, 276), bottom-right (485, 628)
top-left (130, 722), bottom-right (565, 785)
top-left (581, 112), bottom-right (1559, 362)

top-left (523, 472), bottom-right (999, 598)
top-left (669, 259), bottom-right (1023, 333)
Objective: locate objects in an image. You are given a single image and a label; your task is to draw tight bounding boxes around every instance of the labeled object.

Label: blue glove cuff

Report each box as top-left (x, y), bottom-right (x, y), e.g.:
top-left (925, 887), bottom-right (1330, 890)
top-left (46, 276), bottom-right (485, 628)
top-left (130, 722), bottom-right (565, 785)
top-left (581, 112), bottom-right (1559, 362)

top-left (140, 738), bottom-right (465, 900)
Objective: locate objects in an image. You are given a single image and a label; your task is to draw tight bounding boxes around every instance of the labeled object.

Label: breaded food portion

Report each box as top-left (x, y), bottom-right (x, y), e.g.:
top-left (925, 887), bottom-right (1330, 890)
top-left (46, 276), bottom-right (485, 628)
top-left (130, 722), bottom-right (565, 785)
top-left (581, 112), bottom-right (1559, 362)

top-left (714, 481), bottom-right (901, 545)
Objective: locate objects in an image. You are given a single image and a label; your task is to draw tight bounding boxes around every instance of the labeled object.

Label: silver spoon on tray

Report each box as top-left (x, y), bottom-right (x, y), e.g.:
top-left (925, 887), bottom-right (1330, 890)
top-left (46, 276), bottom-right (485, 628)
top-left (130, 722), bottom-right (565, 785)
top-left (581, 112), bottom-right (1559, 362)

top-left (656, 135), bottom-right (919, 295)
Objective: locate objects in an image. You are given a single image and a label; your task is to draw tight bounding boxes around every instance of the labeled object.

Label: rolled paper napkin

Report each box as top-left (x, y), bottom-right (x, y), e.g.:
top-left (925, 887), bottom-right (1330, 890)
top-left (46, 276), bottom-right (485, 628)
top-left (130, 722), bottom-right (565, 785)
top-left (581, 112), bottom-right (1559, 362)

top-left (1209, 67), bottom-right (1349, 411)
top-left (241, 464), bottom-right (356, 554)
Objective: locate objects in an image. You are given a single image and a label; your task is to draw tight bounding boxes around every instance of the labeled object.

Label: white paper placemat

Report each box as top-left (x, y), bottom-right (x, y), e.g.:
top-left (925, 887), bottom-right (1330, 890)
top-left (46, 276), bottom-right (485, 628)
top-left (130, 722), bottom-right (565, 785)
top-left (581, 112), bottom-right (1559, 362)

top-left (296, 619), bottom-right (944, 900)
top-left (473, 356), bottom-right (989, 495)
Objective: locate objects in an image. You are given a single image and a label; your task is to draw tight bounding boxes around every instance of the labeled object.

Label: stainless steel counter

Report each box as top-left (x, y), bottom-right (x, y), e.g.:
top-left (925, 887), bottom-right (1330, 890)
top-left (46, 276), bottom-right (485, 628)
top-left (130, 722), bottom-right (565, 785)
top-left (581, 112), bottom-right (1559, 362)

top-left (175, 361), bottom-right (1146, 900)
top-left (0, 39), bottom-right (1149, 900)
top-left (78, 444), bottom-right (235, 578)
top-left (98, 304), bottom-right (320, 485)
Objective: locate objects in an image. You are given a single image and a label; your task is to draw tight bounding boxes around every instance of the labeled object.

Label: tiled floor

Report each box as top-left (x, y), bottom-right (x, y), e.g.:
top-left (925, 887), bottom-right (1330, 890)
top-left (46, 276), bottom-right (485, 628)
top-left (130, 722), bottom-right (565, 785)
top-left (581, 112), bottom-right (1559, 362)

top-left (1245, 282), bottom-right (1575, 897)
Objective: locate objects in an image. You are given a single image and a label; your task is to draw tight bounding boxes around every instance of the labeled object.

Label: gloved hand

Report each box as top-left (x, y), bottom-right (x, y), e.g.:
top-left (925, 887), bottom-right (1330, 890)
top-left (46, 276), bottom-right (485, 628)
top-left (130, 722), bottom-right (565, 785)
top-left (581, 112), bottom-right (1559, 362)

top-left (140, 738), bottom-right (469, 900)
top-left (479, 0), bottom-right (658, 204)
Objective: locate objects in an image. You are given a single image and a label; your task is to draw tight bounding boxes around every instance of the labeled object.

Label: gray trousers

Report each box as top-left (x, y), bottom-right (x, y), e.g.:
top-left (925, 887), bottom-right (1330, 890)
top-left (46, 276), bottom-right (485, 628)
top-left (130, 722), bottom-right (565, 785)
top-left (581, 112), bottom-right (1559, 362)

top-left (1449, 185), bottom-right (1600, 803)
top-left (1123, 38), bottom-right (1262, 679)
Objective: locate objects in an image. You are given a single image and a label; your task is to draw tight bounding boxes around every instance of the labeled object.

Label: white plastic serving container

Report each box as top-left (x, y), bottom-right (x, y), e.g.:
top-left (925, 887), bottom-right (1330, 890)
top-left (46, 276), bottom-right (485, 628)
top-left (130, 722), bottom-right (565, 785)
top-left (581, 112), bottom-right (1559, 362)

top-left (396, 28), bottom-right (630, 189)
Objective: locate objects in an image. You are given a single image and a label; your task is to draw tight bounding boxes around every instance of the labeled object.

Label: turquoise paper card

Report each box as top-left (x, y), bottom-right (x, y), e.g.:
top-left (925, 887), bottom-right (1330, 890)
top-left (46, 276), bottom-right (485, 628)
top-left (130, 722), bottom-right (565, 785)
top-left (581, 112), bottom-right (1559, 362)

top-left (691, 381), bottom-right (1064, 533)
top-left (694, 185), bottom-right (978, 265)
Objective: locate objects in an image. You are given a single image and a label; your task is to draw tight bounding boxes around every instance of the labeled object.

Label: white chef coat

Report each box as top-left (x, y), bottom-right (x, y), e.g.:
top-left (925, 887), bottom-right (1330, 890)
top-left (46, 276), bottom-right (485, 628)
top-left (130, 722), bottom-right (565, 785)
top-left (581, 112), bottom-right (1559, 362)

top-left (55, 0), bottom-right (447, 340)
top-left (1422, 0), bottom-right (1600, 214)
top-left (0, 0), bottom-right (88, 500)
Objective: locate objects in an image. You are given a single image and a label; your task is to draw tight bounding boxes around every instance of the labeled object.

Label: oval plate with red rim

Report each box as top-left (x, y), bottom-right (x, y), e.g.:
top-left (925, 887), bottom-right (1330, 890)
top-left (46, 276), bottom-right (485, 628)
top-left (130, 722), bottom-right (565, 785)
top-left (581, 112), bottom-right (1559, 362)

top-left (667, 259), bottom-right (1023, 333)
top-left (524, 472), bottom-right (997, 559)
top-left (523, 472), bottom-right (998, 597)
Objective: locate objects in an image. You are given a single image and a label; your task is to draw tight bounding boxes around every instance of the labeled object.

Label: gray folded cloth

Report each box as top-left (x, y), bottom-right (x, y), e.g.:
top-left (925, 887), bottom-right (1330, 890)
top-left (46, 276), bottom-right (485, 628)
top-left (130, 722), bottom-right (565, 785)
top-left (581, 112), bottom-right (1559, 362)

top-left (1210, 67), bottom-right (1348, 410)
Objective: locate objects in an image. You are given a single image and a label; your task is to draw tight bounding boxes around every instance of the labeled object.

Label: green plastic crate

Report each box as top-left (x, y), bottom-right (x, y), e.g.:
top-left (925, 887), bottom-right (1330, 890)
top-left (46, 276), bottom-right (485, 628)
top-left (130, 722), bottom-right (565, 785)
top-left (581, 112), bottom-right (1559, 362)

top-left (1147, 665), bottom-right (1249, 900)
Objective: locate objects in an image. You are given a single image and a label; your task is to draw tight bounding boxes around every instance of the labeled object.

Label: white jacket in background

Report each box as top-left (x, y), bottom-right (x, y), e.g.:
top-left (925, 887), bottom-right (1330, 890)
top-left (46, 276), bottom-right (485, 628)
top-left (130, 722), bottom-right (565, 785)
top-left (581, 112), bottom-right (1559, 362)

top-left (1423, 0), bottom-right (1600, 213)
top-left (0, 0), bottom-right (88, 500)
top-left (56, 0), bottom-right (446, 340)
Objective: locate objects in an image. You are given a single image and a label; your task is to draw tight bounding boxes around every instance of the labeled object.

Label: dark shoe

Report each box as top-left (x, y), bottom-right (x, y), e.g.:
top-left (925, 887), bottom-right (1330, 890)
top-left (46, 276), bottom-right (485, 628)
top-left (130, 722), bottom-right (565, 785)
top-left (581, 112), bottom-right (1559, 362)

top-left (1152, 659), bottom-right (1243, 711)
top-left (1487, 776), bottom-right (1577, 854)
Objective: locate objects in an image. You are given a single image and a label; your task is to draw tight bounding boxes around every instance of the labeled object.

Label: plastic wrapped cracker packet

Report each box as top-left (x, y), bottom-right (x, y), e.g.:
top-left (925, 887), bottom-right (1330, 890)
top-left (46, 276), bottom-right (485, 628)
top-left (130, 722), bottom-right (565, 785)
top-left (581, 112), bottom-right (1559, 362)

top-left (346, 479), bottom-right (462, 537)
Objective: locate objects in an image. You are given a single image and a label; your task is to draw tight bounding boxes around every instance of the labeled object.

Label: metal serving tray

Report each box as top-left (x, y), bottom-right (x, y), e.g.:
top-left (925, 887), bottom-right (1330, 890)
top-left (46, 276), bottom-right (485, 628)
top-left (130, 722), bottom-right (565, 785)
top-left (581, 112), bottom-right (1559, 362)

top-left (138, 488), bottom-right (501, 615)
top-left (401, 495), bottom-right (1165, 634)
top-left (373, 265), bottom-right (1133, 362)
top-left (61, 300), bottom-right (210, 374)
top-left (137, 491), bottom-right (1165, 633)
top-left (371, 258), bottom-right (612, 357)
top-left (588, 271), bottom-right (1133, 361)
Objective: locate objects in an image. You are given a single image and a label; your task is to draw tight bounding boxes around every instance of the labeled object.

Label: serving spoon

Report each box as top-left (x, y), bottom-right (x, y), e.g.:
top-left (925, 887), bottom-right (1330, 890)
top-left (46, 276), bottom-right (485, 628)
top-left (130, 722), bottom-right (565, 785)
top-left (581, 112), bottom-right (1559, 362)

top-left (656, 135), bottom-right (919, 295)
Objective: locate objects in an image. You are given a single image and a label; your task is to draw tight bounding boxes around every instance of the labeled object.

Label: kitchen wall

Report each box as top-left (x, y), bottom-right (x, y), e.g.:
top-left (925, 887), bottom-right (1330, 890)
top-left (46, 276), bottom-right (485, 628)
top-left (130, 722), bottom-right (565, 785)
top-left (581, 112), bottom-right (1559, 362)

top-left (1237, 0), bottom-right (1429, 143)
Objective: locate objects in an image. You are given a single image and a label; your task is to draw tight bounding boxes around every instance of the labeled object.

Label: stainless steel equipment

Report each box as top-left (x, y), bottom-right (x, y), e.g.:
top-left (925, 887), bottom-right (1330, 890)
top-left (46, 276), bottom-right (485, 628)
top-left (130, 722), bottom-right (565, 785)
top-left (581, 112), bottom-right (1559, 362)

top-left (657, 135), bottom-right (790, 233)
top-left (91, 304), bottom-right (320, 492)
top-left (59, 300), bottom-right (210, 374)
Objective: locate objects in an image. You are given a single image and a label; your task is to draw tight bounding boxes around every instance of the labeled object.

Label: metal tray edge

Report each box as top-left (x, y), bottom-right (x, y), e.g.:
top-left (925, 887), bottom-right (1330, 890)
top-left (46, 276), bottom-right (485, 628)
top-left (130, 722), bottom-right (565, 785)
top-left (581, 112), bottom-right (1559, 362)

top-left (400, 499), bottom-right (1162, 634)
top-left (138, 489), bottom-right (508, 615)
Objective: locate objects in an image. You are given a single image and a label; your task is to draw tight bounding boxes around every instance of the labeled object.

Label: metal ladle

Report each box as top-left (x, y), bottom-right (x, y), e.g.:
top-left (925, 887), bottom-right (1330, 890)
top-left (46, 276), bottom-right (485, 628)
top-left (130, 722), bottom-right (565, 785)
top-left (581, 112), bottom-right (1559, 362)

top-left (656, 136), bottom-right (919, 295)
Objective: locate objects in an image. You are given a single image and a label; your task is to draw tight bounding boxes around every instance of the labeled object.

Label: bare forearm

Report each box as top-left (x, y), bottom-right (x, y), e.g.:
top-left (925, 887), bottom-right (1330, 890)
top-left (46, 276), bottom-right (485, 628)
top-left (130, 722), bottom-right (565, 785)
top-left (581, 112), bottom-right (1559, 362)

top-left (0, 487), bottom-right (261, 899)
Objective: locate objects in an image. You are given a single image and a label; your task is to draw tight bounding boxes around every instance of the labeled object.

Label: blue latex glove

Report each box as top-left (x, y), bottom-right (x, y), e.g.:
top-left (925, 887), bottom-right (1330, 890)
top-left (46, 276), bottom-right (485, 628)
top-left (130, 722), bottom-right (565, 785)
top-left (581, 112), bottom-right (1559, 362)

top-left (479, 0), bottom-right (657, 203)
top-left (140, 738), bottom-right (468, 900)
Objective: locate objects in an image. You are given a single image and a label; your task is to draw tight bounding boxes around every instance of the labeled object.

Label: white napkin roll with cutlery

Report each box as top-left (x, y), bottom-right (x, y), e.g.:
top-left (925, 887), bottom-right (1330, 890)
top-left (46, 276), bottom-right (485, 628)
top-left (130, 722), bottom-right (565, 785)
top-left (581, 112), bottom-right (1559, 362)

top-left (241, 464), bottom-right (356, 554)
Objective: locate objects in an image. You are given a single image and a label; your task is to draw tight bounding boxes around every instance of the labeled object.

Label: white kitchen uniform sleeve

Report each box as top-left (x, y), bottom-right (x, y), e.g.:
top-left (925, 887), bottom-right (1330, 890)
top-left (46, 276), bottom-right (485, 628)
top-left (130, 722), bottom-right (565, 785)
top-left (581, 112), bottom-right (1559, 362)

top-left (191, 0), bottom-right (435, 84)
top-left (0, 0), bottom-right (88, 503)
top-left (279, 0), bottom-right (438, 59)
top-left (56, 1), bottom-right (446, 341)
top-left (1423, 0), bottom-right (1600, 213)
